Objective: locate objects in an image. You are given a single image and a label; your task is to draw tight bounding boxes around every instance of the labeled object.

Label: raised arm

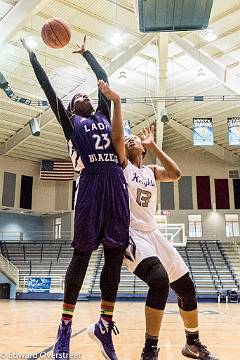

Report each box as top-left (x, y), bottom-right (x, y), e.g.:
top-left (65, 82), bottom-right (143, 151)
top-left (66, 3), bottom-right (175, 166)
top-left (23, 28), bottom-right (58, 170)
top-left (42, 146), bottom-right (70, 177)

top-left (141, 125), bottom-right (181, 182)
top-left (73, 37), bottom-right (111, 122)
top-left (21, 39), bottom-right (73, 141)
top-left (98, 80), bottom-right (126, 165)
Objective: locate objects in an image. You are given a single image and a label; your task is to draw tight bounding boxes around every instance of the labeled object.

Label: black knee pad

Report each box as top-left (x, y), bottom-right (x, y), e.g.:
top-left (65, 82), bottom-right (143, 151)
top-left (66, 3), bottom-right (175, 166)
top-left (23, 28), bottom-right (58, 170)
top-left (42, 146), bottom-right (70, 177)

top-left (170, 273), bottom-right (197, 311)
top-left (134, 257), bottom-right (169, 310)
top-left (100, 247), bottom-right (124, 302)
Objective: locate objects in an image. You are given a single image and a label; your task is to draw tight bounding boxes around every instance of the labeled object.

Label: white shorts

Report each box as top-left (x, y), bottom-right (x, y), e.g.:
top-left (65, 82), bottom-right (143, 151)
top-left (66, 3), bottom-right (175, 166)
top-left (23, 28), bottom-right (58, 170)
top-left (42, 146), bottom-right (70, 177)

top-left (123, 227), bottom-right (189, 283)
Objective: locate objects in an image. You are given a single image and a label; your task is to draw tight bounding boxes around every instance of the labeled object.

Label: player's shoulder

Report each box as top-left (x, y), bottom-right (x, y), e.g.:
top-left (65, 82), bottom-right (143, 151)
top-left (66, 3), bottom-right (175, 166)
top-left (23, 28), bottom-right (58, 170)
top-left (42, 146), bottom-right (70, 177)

top-left (124, 160), bottom-right (140, 175)
top-left (145, 164), bottom-right (155, 173)
top-left (123, 160), bottom-right (133, 171)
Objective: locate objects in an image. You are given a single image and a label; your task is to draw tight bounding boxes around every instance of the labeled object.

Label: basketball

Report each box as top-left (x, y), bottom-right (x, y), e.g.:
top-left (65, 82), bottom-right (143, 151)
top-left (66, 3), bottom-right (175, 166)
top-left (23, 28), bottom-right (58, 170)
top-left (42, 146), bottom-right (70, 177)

top-left (41, 17), bottom-right (71, 48)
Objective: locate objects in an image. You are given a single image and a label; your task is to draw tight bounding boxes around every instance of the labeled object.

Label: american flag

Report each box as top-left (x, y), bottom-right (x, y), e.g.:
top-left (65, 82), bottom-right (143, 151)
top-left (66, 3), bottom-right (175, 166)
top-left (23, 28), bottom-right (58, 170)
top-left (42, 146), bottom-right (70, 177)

top-left (40, 160), bottom-right (74, 181)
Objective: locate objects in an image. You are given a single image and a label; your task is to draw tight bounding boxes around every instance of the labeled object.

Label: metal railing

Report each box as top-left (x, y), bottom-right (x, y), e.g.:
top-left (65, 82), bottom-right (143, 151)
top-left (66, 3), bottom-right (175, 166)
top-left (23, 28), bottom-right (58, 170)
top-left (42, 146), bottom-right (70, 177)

top-left (0, 231), bottom-right (72, 243)
top-left (203, 241), bottom-right (223, 290)
top-left (1, 228), bottom-right (187, 246)
top-left (217, 241), bottom-right (239, 290)
top-left (199, 242), bottom-right (219, 291)
top-left (0, 254), bottom-right (19, 287)
top-left (231, 237), bottom-right (240, 260)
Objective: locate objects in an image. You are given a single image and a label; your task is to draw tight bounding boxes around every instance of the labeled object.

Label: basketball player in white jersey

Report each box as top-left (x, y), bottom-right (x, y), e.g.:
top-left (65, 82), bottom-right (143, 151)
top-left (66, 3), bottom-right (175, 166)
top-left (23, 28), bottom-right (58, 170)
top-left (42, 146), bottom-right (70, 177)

top-left (122, 127), bottom-right (219, 360)
top-left (122, 128), bottom-right (219, 360)
top-left (98, 81), bottom-right (219, 360)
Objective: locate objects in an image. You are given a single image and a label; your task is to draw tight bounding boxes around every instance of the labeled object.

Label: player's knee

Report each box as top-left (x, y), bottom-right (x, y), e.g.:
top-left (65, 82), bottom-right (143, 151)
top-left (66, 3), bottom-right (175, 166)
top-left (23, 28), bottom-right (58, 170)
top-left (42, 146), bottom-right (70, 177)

top-left (66, 249), bottom-right (91, 276)
top-left (72, 249), bottom-right (92, 263)
top-left (135, 257), bottom-right (169, 287)
top-left (104, 246), bottom-right (124, 264)
top-left (135, 257), bottom-right (169, 310)
top-left (171, 273), bottom-right (197, 311)
top-left (146, 285), bottom-right (169, 310)
top-left (101, 247), bottom-right (123, 286)
top-left (145, 263), bottom-right (169, 290)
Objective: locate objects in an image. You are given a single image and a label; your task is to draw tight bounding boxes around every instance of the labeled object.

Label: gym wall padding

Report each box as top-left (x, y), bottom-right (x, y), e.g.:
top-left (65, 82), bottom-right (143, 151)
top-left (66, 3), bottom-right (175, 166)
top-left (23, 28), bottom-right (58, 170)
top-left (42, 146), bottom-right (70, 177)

top-left (233, 179), bottom-right (240, 209)
top-left (196, 176), bottom-right (211, 209)
top-left (178, 176), bottom-right (193, 210)
top-left (160, 182), bottom-right (175, 210)
top-left (20, 175), bottom-right (33, 209)
top-left (214, 179), bottom-right (230, 210)
top-left (1, 172), bottom-right (16, 207)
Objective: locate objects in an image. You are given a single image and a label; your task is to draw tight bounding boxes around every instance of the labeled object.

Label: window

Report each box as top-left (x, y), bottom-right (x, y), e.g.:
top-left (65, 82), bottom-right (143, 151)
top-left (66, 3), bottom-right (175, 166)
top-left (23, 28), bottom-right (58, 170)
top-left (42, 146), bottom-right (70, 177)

top-left (55, 217), bottom-right (62, 240)
top-left (188, 215), bottom-right (202, 238)
top-left (225, 214), bottom-right (239, 237)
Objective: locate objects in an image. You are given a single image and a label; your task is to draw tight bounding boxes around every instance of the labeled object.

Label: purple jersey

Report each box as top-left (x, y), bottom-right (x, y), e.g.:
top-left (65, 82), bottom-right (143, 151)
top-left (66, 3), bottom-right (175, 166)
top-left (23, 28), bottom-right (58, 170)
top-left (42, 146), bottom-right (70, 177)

top-left (71, 111), bottom-right (119, 170)
top-left (29, 49), bottom-right (130, 252)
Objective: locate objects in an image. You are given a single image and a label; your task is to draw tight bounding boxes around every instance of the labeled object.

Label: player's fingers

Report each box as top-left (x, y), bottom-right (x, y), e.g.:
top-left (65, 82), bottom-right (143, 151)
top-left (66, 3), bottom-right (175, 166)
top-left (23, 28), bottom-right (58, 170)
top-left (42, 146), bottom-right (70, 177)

top-left (73, 44), bottom-right (81, 53)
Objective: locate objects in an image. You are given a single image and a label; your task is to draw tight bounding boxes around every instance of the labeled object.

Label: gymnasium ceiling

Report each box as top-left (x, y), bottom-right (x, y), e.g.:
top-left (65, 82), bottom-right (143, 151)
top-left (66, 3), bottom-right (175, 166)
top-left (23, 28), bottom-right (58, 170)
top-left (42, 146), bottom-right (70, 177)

top-left (0, 0), bottom-right (240, 165)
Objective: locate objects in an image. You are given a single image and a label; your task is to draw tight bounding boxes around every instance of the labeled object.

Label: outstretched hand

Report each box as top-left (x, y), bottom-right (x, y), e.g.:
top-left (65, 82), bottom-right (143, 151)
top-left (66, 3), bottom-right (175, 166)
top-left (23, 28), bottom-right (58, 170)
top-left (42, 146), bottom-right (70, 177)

top-left (98, 80), bottom-right (120, 103)
top-left (140, 125), bottom-right (155, 148)
top-left (73, 35), bottom-right (87, 55)
top-left (20, 38), bottom-right (33, 55)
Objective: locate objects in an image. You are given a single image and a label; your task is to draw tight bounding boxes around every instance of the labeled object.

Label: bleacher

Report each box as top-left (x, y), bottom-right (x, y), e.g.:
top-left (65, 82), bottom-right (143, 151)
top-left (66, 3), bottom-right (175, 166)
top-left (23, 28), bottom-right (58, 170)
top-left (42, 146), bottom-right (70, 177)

top-left (218, 241), bottom-right (240, 287)
top-left (1, 241), bottom-right (102, 295)
top-left (0, 238), bottom-right (239, 299)
top-left (185, 241), bottom-right (238, 294)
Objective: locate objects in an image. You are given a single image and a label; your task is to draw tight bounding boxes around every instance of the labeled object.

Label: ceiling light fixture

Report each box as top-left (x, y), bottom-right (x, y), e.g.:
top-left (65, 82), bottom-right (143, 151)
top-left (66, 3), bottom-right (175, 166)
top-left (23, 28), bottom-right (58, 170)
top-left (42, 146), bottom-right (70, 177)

top-left (203, 29), bottom-right (217, 42)
top-left (118, 71), bottom-right (127, 84)
top-left (110, 32), bottom-right (123, 46)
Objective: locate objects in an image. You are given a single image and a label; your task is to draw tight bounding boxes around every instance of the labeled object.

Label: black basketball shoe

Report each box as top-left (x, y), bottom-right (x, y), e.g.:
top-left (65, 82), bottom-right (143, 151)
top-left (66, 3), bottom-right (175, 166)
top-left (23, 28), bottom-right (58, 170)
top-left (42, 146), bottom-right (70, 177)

top-left (140, 346), bottom-right (160, 359)
top-left (182, 340), bottom-right (219, 360)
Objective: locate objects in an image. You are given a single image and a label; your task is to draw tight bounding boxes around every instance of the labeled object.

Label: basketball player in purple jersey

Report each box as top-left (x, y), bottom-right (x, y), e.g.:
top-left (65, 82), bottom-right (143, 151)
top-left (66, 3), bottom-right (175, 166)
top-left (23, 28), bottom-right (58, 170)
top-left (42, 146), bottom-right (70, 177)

top-left (21, 37), bottom-right (129, 360)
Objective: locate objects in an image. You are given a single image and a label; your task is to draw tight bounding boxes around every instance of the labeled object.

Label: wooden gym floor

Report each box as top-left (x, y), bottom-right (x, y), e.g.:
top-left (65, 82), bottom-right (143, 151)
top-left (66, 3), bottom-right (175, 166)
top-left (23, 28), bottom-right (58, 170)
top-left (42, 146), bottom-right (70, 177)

top-left (0, 300), bottom-right (239, 359)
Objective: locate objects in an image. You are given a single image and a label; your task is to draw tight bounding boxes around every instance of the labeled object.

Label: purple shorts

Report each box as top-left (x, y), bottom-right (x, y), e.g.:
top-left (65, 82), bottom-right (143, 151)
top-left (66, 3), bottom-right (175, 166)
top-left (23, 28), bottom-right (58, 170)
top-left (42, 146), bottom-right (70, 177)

top-left (72, 165), bottom-right (130, 252)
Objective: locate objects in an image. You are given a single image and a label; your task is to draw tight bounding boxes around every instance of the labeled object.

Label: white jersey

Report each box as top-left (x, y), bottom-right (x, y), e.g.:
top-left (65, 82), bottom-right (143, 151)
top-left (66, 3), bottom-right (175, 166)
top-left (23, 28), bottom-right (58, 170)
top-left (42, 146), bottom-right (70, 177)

top-left (124, 161), bottom-right (157, 231)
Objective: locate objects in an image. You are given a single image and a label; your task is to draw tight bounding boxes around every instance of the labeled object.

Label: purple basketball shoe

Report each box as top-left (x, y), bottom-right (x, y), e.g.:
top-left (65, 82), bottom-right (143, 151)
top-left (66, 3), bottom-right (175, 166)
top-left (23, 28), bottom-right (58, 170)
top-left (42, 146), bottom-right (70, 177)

top-left (53, 320), bottom-right (72, 359)
top-left (87, 318), bottom-right (119, 360)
